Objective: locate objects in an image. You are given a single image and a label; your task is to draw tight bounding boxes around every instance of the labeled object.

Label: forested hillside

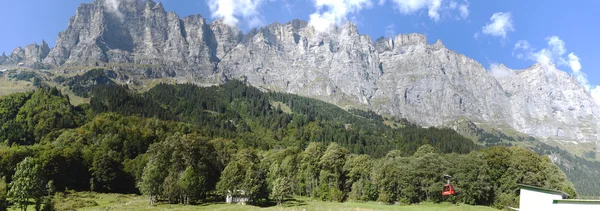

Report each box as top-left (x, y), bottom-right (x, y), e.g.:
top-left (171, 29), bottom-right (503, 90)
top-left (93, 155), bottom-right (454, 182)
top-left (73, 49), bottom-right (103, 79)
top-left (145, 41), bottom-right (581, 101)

top-left (532, 143), bottom-right (600, 196)
top-left (90, 81), bottom-right (478, 156)
top-left (0, 81), bottom-right (581, 210)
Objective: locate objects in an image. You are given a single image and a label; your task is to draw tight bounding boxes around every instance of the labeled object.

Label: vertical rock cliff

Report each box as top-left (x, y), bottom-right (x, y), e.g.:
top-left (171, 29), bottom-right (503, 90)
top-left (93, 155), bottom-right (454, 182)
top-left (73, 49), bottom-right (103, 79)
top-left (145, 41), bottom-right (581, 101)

top-left (1, 0), bottom-right (598, 146)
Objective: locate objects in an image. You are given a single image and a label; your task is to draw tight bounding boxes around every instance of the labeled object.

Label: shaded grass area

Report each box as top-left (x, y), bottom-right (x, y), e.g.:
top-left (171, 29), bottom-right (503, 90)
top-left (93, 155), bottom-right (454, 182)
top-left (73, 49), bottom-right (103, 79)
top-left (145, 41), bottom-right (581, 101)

top-left (0, 78), bottom-right (35, 97)
top-left (270, 101), bottom-right (293, 114)
top-left (10, 192), bottom-right (499, 211)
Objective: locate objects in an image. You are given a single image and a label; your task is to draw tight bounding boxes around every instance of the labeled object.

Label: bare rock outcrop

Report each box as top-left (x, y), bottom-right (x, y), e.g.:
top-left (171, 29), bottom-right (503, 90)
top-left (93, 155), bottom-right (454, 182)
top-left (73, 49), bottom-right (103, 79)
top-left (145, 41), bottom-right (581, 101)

top-left (1, 0), bottom-right (597, 145)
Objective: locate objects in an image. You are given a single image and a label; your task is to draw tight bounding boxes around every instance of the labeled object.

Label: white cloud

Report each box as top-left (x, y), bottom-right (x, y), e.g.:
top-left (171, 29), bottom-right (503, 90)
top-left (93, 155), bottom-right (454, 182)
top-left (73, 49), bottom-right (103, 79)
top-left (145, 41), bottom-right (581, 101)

top-left (514, 37), bottom-right (568, 66)
top-left (427, 0), bottom-right (442, 21)
top-left (529, 36), bottom-right (568, 65)
top-left (481, 12), bottom-right (514, 38)
top-left (514, 40), bottom-right (531, 51)
top-left (104, 0), bottom-right (125, 21)
top-left (392, 0), bottom-right (438, 16)
top-left (548, 36), bottom-right (566, 56)
top-left (488, 63), bottom-right (514, 79)
top-left (568, 53), bottom-right (582, 73)
top-left (282, 0), bottom-right (293, 14)
top-left (459, 4), bottom-right (469, 19)
top-left (385, 24), bottom-right (396, 37)
top-left (448, 1), bottom-right (457, 9)
top-left (308, 0), bottom-right (373, 33)
top-left (513, 40), bottom-right (531, 59)
top-left (106, 0), bottom-right (120, 12)
top-left (208, 0), bottom-right (265, 27)
top-left (388, 0), bottom-right (468, 21)
top-left (591, 86), bottom-right (600, 105)
top-left (568, 53), bottom-right (588, 90)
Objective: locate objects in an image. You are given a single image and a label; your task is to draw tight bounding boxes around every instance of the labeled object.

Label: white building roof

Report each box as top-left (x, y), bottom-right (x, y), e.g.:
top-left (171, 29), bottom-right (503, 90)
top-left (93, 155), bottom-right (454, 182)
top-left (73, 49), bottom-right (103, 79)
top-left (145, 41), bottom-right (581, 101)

top-left (518, 184), bottom-right (600, 211)
top-left (519, 184), bottom-right (570, 198)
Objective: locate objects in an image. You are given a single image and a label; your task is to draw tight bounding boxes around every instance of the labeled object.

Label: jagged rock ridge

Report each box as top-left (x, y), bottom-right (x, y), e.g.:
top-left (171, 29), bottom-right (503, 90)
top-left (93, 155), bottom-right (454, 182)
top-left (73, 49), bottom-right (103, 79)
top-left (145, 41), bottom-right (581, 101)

top-left (1, 0), bottom-right (598, 145)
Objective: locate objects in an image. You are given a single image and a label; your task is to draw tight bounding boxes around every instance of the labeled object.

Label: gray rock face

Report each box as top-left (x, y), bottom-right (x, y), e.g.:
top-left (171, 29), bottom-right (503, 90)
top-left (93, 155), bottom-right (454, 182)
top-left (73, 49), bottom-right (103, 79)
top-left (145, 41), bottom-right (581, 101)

top-left (24, 41), bottom-right (50, 64)
top-left (38, 0), bottom-right (248, 78)
top-left (1, 0), bottom-right (598, 145)
top-left (210, 19), bottom-right (243, 61)
top-left (372, 35), bottom-right (512, 127)
top-left (216, 21), bottom-right (600, 145)
top-left (0, 52), bottom-right (6, 64)
top-left (6, 47), bottom-right (25, 64)
top-left (218, 21), bottom-right (381, 107)
top-left (0, 41), bottom-right (50, 67)
top-left (494, 64), bottom-right (600, 143)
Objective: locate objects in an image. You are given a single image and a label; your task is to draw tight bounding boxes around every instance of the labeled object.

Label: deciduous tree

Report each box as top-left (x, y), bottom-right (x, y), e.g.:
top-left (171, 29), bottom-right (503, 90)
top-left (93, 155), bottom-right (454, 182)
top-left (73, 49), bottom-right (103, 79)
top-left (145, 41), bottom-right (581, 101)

top-left (9, 157), bottom-right (44, 211)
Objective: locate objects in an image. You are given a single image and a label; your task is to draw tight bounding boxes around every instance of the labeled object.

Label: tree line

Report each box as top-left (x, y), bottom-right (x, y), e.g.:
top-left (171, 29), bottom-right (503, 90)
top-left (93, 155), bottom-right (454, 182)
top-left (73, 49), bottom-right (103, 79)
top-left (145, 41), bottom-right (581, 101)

top-left (0, 79), bottom-right (582, 210)
top-left (137, 139), bottom-right (577, 209)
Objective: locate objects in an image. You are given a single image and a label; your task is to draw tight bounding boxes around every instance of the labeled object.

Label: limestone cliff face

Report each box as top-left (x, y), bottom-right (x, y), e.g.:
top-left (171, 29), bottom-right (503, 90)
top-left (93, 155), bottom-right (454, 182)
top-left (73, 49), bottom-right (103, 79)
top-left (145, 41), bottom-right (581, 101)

top-left (24, 41), bottom-right (50, 64)
top-left (2, 41), bottom-right (49, 67)
top-left (0, 53), bottom-right (6, 64)
top-left (39, 0), bottom-right (227, 77)
top-left (372, 36), bottom-right (512, 127)
top-left (6, 47), bottom-right (25, 64)
top-left (218, 21), bottom-right (381, 108)
top-left (494, 64), bottom-right (600, 143)
top-left (1, 0), bottom-right (598, 145)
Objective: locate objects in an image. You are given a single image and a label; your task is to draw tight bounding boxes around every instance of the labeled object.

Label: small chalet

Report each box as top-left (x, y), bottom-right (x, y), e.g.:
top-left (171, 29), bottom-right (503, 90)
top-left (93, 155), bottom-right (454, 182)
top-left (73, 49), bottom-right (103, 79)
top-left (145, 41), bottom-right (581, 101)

top-left (226, 190), bottom-right (250, 205)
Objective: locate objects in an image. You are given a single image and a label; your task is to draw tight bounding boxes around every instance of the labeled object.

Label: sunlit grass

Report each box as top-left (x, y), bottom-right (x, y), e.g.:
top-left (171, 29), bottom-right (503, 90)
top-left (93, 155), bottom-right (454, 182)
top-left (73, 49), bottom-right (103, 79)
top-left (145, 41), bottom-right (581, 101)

top-left (8, 192), bottom-right (500, 211)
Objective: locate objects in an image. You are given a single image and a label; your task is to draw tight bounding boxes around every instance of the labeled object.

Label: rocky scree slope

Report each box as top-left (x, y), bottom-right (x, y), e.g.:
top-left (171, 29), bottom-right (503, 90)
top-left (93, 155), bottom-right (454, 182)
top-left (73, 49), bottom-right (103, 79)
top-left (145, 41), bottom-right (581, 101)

top-left (1, 0), bottom-right (598, 146)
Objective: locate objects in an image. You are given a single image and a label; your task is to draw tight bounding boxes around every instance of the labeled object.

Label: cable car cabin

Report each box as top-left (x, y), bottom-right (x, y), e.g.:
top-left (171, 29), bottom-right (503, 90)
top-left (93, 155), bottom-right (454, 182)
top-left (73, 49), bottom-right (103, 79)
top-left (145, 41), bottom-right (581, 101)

top-left (442, 184), bottom-right (455, 196)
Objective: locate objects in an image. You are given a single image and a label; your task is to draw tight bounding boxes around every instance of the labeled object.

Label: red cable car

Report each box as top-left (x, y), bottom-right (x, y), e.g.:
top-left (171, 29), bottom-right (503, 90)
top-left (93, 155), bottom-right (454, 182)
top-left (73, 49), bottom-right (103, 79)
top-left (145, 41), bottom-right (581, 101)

top-left (442, 184), bottom-right (455, 196)
top-left (442, 174), bottom-right (455, 196)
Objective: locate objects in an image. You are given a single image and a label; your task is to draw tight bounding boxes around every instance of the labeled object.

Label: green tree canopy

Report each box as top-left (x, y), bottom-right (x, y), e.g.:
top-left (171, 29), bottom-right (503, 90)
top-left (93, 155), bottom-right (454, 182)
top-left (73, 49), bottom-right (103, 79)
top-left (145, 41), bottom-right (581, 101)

top-left (8, 157), bottom-right (44, 211)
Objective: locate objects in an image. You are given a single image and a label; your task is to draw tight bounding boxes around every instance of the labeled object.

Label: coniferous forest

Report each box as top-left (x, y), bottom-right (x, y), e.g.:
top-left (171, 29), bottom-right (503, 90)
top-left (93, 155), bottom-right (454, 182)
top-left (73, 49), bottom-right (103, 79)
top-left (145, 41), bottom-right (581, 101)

top-left (0, 79), bottom-right (582, 210)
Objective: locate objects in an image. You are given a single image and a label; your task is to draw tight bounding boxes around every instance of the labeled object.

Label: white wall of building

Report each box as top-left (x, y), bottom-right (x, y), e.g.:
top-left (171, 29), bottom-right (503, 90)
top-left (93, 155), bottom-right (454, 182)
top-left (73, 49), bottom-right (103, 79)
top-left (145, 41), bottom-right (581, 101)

top-left (519, 188), bottom-right (563, 211)
top-left (519, 187), bottom-right (600, 211)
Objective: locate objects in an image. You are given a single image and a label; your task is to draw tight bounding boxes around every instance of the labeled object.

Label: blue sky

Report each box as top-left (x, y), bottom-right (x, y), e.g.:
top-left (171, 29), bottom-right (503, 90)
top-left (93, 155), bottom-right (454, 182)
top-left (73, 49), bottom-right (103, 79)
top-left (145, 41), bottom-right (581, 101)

top-left (1, 0), bottom-right (599, 97)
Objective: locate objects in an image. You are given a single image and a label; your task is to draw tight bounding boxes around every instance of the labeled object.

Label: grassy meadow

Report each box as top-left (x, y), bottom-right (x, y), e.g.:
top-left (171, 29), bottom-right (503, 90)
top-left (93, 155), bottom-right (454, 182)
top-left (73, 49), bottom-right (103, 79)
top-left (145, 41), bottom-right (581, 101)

top-left (9, 192), bottom-right (500, 211)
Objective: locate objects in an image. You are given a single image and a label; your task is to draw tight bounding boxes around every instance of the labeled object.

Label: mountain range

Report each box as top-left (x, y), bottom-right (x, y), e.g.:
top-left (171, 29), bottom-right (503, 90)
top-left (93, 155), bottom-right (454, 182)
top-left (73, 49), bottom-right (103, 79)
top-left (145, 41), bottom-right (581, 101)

top-left (1, 0), bottom-right (598, 149)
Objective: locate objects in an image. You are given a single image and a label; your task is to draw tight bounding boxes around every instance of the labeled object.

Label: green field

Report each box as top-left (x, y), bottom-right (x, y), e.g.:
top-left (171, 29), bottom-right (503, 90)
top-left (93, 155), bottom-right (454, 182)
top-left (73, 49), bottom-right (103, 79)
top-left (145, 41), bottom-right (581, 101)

top-left (9, 192), bottom-right (499, 211)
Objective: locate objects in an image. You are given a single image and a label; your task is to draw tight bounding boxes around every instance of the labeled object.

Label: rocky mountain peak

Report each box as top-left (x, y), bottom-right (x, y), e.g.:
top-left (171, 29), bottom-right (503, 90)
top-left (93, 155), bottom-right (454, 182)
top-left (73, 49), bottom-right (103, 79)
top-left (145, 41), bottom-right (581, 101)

top-left (374, 37), bottom-right (394, 53)
top-left (288, 19), bottom-right (308, 30)
top-left (6, 47), bottom-right (25, 64)
top-left (494, 63), bottom-right (599, 143)
top-left (0, 52), bottom-right (7, 64)
top-left (338, 22), bottom-right (359, 35)
top-left (209, 19), bottom-right (243, 60)
top-left (153, 2), bottom-right (164, 10)
top-left (432, 39), bottom-right (444, 49)
top-left (24, 41), bottom-right (51, 64)
top-left (513, 63), bottom-right (579, 88)
top-left (1, 1), bottom-right (598, 146)
top-left (394, 33), bottom-right (427, 47)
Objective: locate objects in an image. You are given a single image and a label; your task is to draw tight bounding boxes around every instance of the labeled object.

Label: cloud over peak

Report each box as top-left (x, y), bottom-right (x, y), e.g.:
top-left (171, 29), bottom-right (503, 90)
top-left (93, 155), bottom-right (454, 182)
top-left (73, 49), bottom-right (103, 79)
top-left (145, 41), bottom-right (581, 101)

top-left (308, 0), bottom-right (373, 33)
top-left (480, 12), bottom-right (514, 38)
top-left (513, 36), bottom-right (599, 104)
top-left (208, 0), bottom-right (265, 27)
top-left (201, 0), bottom-right (470, 32)
top-left (103, 0), bottom-right (130, 21)
top-left (488, 63), bottom-right (514, 80)
top-left (386, 0), bottom-right (469, 21)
